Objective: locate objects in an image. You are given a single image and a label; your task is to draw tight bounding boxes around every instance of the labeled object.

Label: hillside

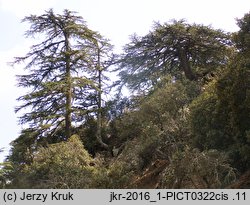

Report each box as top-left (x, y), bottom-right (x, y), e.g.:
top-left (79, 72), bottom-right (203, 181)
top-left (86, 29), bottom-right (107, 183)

top-left (0, 10), bottom-right (249, 189)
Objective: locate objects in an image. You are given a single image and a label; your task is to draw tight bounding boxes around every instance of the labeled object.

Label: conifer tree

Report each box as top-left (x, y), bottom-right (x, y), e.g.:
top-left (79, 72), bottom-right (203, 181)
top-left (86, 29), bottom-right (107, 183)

top-left (13, 9), bottom-right (113, 141)
top-left (119, 20), bottom-right (232, 91)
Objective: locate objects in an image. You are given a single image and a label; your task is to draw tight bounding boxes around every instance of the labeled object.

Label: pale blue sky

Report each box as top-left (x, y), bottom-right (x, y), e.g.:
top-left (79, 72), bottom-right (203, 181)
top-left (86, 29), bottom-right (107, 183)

top-left (1, 0), bottom-right (250, 162)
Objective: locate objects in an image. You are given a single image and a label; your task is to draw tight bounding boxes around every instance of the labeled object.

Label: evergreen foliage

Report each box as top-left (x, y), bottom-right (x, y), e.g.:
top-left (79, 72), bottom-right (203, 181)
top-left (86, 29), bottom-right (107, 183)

top-left (189, 12), bottom-right (250, 172)
top-left (13, 9), bottom-right (113, 141)
top-left (118, 20), bottom-right (232, 92)
top-left (3, 10), bottom-right (250, 188)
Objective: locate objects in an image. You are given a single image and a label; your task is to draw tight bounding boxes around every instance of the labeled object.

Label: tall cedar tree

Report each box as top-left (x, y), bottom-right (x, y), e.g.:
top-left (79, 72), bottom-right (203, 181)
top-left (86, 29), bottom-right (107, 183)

top-left (118, 20), bottom-right (232, 92)
top-left (91, 40), bottom-right (115, 148)
top-left (13, 9), bottom-right (113, 142)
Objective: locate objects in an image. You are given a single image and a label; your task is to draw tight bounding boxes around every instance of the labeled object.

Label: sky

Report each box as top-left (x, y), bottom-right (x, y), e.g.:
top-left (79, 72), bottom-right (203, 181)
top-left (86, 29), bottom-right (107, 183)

top-left (0, 0), bottom-right (250, 162)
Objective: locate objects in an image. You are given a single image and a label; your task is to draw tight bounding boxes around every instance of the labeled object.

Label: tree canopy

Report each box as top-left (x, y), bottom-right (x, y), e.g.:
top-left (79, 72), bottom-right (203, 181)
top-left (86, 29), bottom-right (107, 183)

top-left (118, 20), bottom-right (232, 92)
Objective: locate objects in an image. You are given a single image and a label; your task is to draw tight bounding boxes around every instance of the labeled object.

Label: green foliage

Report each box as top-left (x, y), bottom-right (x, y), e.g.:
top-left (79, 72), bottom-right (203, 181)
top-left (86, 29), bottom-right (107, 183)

top-left (189, 12), bottom-right (250, 172)
top-left (7, 129), bottom-right (38, 165)
top-left (119, 20), bottom-right (231, 92)
top-left (189, 82), bottom-right (229, 150)
top-left (0, 161), bottom-right (13, 188)
top-left (10, 135), bottom-right (95, 188)
top-left (110, 80), bottom-right (200, 172)
top-left (13, 9), bottom-right (113, 141)
top-left (7, 135), bottom-right (135, 189)
top-left (190, 70), bottom-right (250, 171)
top-left (140, 79), bottom-right (199, 130)
top-left (217, 64), bottom-right (250, 171)
top-left (160, 147), bottom-right (236, 188)
top-left (77, 117), bottom-right (99, 155)
top-left (115, 80), bottom-right (199, 136)
top-left (5, 10), bottom-right (250, 189)
top-left (234, 12), bottom-right (250, 52)
top-left (92, 158), bottom-right (134, 188)
top-left (0, 149), bottom-right (11, 188)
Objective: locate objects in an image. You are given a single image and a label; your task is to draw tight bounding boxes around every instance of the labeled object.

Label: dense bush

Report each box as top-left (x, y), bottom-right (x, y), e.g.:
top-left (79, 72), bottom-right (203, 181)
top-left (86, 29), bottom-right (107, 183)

top-left (8, 135), bottom-right (96, 188)
top-left (160, 147), bottom-right (236, 188)
top-left (189, 61), bottom-right (250, 172)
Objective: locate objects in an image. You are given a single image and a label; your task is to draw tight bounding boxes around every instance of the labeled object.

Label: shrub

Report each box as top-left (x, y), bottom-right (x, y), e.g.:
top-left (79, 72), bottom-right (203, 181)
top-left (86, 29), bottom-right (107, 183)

top-left (22, 135), bottom-right (96, 188)
top-left (160, 147), bottom-right (237, 188)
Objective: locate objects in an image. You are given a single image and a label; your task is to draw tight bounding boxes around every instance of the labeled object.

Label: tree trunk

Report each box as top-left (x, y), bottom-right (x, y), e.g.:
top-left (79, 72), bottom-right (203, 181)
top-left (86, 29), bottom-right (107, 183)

top-left (177, 46), bottom-right (197, 81)
top-left (96, 47), bottom-right (108, 149)
top-left (64, 32), bottom-right (72, 139)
